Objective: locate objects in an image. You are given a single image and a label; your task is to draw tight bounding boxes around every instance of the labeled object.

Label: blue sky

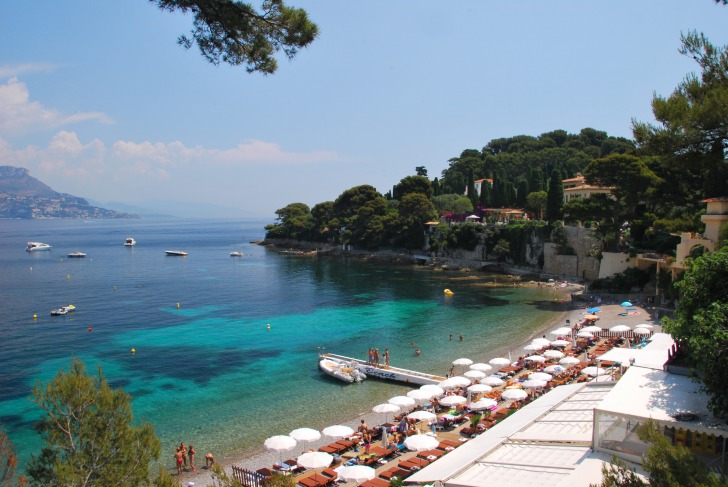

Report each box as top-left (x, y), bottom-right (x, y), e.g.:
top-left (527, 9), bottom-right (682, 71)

top-left (1, 1), bottom-right (726, 218)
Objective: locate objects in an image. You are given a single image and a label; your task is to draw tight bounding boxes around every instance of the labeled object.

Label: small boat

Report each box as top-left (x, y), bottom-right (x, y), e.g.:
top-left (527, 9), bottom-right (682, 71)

top-left (27, 242), bottom-right (52, 252)
top-left (165, 250), bottom-right (188, 256)
top-left (318, 357), bottom-right (366, 384)
top-left (230, 251), bottom-right (244, 257)
top-left (124, 237), bottom-right (136, 247)
top-left (50, 304), bottom-right (76, 316)
top-left (67, 252), bottom-right (86, 258)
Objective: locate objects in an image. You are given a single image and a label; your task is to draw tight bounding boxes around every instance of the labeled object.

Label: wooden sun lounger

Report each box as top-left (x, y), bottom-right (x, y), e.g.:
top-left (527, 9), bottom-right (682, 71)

top-left (360, 478), bottom-right (390, 487)
top-left (297, 474), bottom-right (331, 487)
top-left (379, 467), bottom-right (411, 480)
top-left (398, 457), bottom-right (430, 470)
top-left (416, 449), bottom-right (444, 460)
top-left (318, 443), bottom-right (345, 454)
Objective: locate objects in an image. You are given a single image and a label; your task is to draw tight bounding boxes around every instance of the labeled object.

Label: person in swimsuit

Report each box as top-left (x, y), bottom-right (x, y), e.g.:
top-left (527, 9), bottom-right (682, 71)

top-left (174, 448), bottom-right (184, 475)
top-left (188, 444), bottom-right (196, 472)
top-left (179, 442), bottom-right (188, 467)
top-left (205, 453), bottom-right (215, 468)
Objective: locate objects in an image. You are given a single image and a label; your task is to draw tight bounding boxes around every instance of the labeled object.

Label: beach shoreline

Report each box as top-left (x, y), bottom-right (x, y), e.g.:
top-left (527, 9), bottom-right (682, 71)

top-left (176, 280), bottom-right (591, 486)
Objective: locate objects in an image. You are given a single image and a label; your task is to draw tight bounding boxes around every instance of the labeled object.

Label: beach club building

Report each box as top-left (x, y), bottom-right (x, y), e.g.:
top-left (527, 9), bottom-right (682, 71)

top-left (405, 333), bottom-right (728, 487)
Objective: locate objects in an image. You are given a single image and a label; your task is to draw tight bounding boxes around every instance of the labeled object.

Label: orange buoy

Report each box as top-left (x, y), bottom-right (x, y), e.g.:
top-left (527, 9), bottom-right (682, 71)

top-left (88, 327), bottom-right (92, 332)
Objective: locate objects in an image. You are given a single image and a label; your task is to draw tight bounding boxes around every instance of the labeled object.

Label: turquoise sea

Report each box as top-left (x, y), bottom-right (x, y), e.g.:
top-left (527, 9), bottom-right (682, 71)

top-left (0, 218), bottom-right (565, 470)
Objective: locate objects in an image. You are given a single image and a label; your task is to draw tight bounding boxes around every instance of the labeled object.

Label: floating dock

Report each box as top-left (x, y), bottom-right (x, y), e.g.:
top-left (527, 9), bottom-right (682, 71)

top-left (321, 353), bottom-right (446, 386)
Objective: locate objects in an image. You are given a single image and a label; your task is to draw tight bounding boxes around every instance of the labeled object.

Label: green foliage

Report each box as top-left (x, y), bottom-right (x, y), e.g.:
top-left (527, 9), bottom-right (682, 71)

top-left (265, 202), bottom-right (314, 240)
top-left (395, 193), bottom-right (438, 249)
top-left (663, 246), bottom-right (728, 417)
top-left (152, 465), bottom-right (181, 486)
top-left (207, 464), bottom-right (243, 487)
top-left (446, 223), bottom-right (482, 251)
top-left (27, 357), bottom-right (161, 486)
top-left (589, 267), bottom-right (652, 293)
top-left (718, 222), bottom-right (728, 250)
top-left (526, 191), bottom-right (547, 220)
top-left (333, 185), bottom-right (388, 249)
top-left (389, 477), bottom-right (404, 487)
top-left (393, 176), bottom-right (432, 200)
top-left (590, 457), bottom-right (647, 487)
top-left (469, 413), bottom-right (482, 428)
top-left (0, 426), bottom-right (24, 487)
top-left (154, 0), bottom-right (319, 74)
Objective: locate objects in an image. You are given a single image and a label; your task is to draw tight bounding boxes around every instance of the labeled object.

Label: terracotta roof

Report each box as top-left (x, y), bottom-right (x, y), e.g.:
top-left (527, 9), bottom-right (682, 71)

top-left (703, 197), bottom-right (728, 203)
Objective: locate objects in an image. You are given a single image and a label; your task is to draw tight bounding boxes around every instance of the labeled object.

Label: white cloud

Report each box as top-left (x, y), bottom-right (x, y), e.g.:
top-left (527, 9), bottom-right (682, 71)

top-left (0, 77), bottom-right (111, 135)
top-left (0, 63), bottom-right (58, 79)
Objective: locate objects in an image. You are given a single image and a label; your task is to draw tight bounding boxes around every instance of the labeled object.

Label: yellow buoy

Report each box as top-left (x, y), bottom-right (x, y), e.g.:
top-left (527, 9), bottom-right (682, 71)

top-left (444, 289), bottom-right (454, 295)
top-left (67, 274), bottom-right (70, 280)
top-left (267, 323), bottom-right (271, 330)
top-left (176, 303), bottom-right (180, 309)
top-left (131, 348), bottom-right (136, 354)
top-left (33, 314), bottom-right (37, 320)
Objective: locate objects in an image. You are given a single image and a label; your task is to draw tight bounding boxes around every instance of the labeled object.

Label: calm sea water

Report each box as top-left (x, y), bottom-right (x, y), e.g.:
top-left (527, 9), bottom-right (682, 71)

top-left (0, 218), bottom-right (564, 469)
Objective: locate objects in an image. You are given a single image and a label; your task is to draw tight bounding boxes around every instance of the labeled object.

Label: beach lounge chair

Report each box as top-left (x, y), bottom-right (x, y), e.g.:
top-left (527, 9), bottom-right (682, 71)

top-left (398, 457), bottom-right (430, 470)
top-left (417, 449), bottom-right (444, 460)
top-left (360, 478), bottom-right (390, 487)
top-left (379, 467), bottom-right (411, 480)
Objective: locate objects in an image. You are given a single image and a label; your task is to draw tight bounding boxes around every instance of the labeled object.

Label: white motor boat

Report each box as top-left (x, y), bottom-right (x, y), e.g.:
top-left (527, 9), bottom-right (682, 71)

top-left (230, 251), bottom-right (244, 257)
top-left (165, 250), bottom-right (188, 256)
top-left (318, 357), bottom-right (366, 384)
top-left (67, 252), bottom-right (86, 258)
top-left (27, 242), bottom-right (52, 252)
top-left (124, 237), bottom-right (136, 247)
top-left (50, 304), bottom-right (76, 316)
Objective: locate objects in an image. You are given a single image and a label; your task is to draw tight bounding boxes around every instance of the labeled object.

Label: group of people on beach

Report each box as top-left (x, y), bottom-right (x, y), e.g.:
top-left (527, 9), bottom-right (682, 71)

top-left (174, 442), bottom-right (214, 475)
top-left (366, 347), bottom-right (390, 367)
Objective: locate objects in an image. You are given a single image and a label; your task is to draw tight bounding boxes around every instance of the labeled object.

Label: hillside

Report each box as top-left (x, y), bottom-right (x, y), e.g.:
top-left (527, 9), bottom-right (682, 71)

top-left (0, 166), bottom-right (136, 219)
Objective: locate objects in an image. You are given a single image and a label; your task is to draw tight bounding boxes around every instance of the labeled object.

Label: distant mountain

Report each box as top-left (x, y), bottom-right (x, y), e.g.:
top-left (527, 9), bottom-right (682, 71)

top-left (0, 166), bottom-right (137, 219)
top-left (0, 166), bottom-right (58, 198)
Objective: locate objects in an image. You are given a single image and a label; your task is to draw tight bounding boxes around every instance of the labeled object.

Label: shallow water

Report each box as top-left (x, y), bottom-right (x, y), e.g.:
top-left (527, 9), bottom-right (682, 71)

top-left (0, 218), bottom-right (563, 468)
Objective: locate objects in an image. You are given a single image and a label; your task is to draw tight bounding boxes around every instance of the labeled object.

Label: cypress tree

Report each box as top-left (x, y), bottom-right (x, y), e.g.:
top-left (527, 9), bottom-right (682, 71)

top-left (467, 169), bottom-right (479, 209)
top-left (546, 169), bottom-right (564, 221)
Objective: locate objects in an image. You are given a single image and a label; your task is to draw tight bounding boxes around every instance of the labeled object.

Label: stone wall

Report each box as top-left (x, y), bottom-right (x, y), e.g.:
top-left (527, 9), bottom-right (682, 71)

top-left (543, 227), bottom-right (601, 280)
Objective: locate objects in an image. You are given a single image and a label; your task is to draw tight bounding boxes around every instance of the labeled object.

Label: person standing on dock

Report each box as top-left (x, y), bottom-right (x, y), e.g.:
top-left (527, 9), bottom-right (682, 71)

top-left (384, 348), bottom-right (390, 366)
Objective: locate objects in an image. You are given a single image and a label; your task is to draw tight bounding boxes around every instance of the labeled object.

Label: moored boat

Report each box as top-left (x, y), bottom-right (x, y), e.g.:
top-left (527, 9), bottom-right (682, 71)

top-left (67, 252), bottom-right (86, 258)
top-left (165, 250), bottom-right (188, 256)
top-left (318, 357), bottom-right (367, 383)
top-left (230, 251), bottom-right (244, 257)
top-left (124, 237), bottom-right (136, 247)
top-left (50, 304), bottom-right (76, 316)
top-left (27, 242), bottom-right (52, 252)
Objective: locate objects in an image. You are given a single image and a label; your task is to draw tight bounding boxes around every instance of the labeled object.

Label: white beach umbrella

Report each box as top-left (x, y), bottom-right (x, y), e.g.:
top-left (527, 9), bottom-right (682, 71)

top-left (633, 327), bottom-right (652, 335)
top-left (550, 327), bottom-right (572, 336)
top-left (636, 323), bottom-right (654, 329)
top-left (407, 389), bottom-right (433, 402)
top-left (529, 372), bottom-right (553, 381)
top-left (522, 379), bottom-right (547, 389)
top-left (577, 331), bottom-right (594, 338)
top-left (453, 358), bottom-right (474, 366)
top-left (419, 384), bottom-right (445, 397)
top-left (544, 365), bottom-right (565, 373)
top-left (264, 435), bottom-right (297, 452)
top-left (289, 428), bottom-right (321, 444)
top-left (560, 356), bottom-right (581, 366)
top-left (582, 366), bottom-right (607, 377)
top-left (524, 343), bottom-right (544, 351)
top-left (468, 383), bottom-right (493, 394)
top-left (550, 339), bottom-right (570, 347)
top-left (501, 389), bottom-right (528, 401)
top-left (404, 434), bottom-right (440, 452)
top-left (464, 370), bottom-right (486, 380)
top-left (582, 325), bottom-right (602, 333)
top-left (372, 403), bottom-right (400, 423)
top-left (468, 397), bottom-right (497, 411)
top-left (388, 395), bottom-right (416, 408)
top-left (469, 363), bottom-right (493, 372)
top-left (543, 350), bottom-right (565, 359)
top-left (337, 465), bottom-right (376, 483)
top-left (489, 357), bottom-right (511, 367)
top-left (531, 338), bottom-right (552, 347)
top-left (297, 451), bottom-right (333, 483)
top-left (609, 325), bottom-right (632, 333)
top-left (264, 435), bottom-right (297, 464)
top-left (408, 410), bottom-right (437, 422)
top-left (444, 376), bottom-right (472, 388)
top-left (524, 355), bottom-right (546, 363)
top-left (481, 376), bottom-right (505, 387)
top-left (322, 425), bottom-right (355, 439)
top-left (439, 395), bottom-right (467, 407)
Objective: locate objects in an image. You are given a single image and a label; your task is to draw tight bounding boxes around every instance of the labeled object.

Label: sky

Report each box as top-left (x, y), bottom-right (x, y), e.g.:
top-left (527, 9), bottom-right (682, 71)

top-left (1, 1), bottom-right (727, 218)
